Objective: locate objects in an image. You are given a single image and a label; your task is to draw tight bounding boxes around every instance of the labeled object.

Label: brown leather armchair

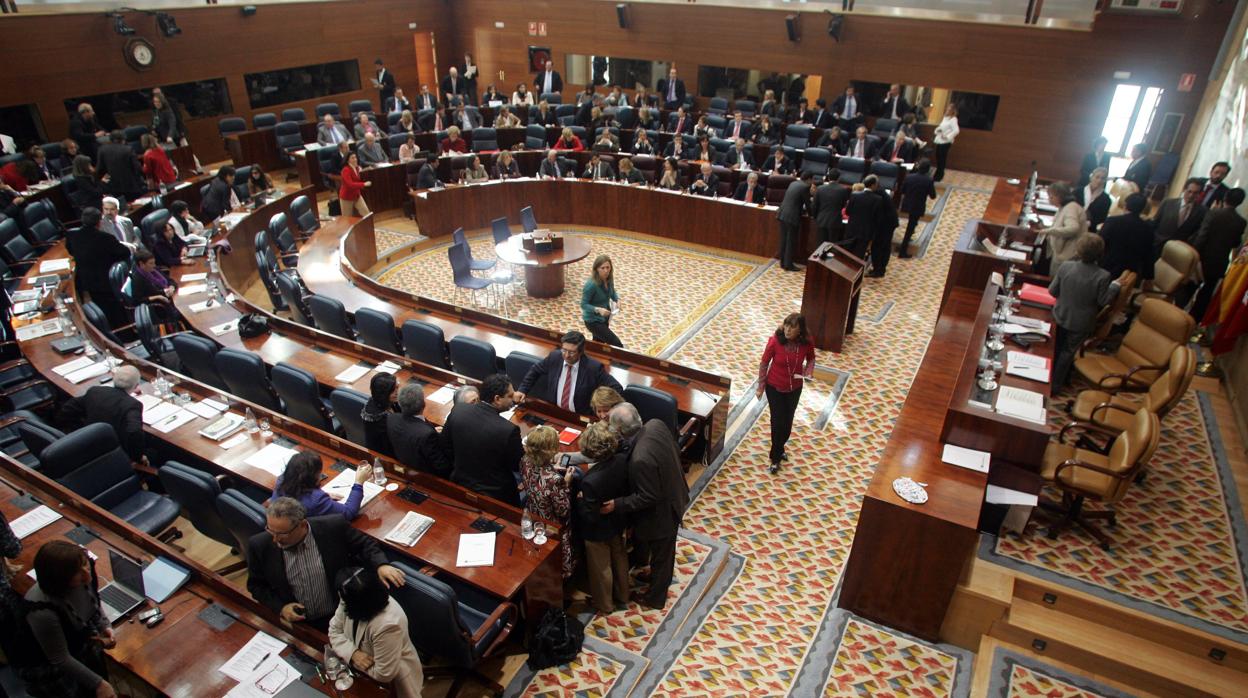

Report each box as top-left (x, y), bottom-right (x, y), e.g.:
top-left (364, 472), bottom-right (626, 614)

top-left (1039, 407), bottom-right (1159, 550)
top-left (1088, 270), bottom-right (1137, 344)
top-left (1069, 344), bottom-right (1194, 432)
top-left (1074, 297), bottom-right (1194, 390)
top-left (1132, 240), bottom-right (1199, 308)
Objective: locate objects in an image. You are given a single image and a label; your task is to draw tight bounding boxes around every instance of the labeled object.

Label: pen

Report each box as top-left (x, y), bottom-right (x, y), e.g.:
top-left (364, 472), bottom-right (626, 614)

top-left (508, 539), bottom-right (514, 556)
top-left (251, 651), bottom-right (270, 671)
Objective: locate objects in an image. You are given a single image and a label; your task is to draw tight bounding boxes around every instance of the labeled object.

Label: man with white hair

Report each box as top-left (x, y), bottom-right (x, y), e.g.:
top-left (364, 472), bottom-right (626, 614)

top-left (99, 197), bottom-right (137, 247)
top-left (602, 402), bottom-right (690, 610)
top-left (56, 365), bottom-right (145, 461)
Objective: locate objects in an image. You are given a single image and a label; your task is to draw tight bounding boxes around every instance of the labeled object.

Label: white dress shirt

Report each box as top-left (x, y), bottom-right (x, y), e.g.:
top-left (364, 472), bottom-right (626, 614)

top-left (556, 361), bottom-right (580, 411)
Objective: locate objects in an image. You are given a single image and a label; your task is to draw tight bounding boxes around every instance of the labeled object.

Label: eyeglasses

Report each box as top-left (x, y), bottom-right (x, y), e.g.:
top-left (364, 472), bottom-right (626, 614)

top-left (265, 520), bottom-right (301, 537)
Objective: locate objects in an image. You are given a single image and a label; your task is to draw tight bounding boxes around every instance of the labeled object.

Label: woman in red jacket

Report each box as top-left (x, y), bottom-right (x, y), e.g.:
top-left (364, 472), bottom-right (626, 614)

top-left (339, 151), bottom-right (373, 216)
top-left (554, 127), bottom-right (584, 152)
top-left (140, 134), bottom-right (177, 190)
top-left (755, 313), bottom-right (815, 474)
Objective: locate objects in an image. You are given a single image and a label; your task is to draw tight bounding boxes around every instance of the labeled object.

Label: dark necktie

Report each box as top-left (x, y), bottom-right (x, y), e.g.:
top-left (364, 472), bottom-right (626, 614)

top-left (560, 366), bottom-right (574, 410)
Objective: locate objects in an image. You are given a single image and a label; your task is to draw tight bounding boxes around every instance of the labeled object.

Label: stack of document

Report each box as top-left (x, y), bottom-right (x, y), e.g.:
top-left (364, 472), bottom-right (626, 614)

top-left (427, 385), bottom-right (456, 404)
top-left (1006, 314), bottom-right (1051, 333)
top-left (321, 469), bottom-right (384, 507)
top-left (374, 360), bottom-right (402, 375)
top-left (1005, 351), bottom-right (1051, 383)
top-left (334, 363), bottom-right (371, 383)
top-left (52, 356), bottom-right (96, 378)
top-left (9, 505), bottom-right (62, 539)
top-left (995, 385), bottom-right (1047, 423)
top-left (178, 284), bottom-right (208, 296)
top-left (64, 362), bottom-right (109, 384)
top-left (200, 413), bottom-right (246, 441)
top-left (244, 443), bottom-right (300, 475)
top-left (15, 319), bottom-right (61, 341)
top-left (940, 444), bottom-right (991, 473)
top-left (456, 532), bottom-right (496, 567)
top-left (38, 258), bottom-right (71, 274)
top-left (384, 511), bottom-right (435, 547)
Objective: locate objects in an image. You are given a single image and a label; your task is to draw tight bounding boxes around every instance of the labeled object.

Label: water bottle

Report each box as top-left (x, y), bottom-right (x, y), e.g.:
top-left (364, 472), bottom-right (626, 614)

top-left (244, 407), bottom-right (258, 435)
top-left (154, 369), bottom-right (170, 398)
top-left (208, 247), bottom-right (220, 276)
top-left (521, 510), bottom-right (535, 540)
top-left (371, 456), bottom-right (387, 486)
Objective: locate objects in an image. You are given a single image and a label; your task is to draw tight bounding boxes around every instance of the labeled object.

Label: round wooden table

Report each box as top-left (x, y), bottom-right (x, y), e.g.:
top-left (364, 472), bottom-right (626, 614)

top-left (495, 234), bottom-right (592, 298)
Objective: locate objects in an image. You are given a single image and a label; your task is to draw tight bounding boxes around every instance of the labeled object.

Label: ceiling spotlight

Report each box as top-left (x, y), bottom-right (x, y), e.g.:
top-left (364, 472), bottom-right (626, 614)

top-left (110, 13), bottom-right (135, 36)
top-left (156, 12), bottom-right (181, 37)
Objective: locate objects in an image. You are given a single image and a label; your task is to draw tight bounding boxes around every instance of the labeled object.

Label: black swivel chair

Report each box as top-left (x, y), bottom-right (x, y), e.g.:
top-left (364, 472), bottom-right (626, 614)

top-left (215, 489), bottom-right (267, 561)
top-left (252, 113), bottom-right (278, 130)
top-left (519, 206), bottom-right (538, 234)
top-left (134, 304), bottom-right (178, 367)
top-left (159, 462), bottom-right (246, 574)
top-left (268, 212), bottom-right (299, 266)
top-left (40, 423), bottom-right (181, 539)
top-left (388, 559), bottom-right (517, 697)
top-left (215, 348), bottom-right (284, 412)
top-left (0, 218), bottom-right (38, 270)
top-left (170, 333), bottom-right (227, 391)
top-left (356, 308), bottom-right (403, 355)
top-left (281, 108), bottom-right (308, 124)
top-left (270, 362), bottom-right (339, 434)
top-left (218, 117), bottom-right (247, 142)
top-left (315, 103), bottom-right (341, 119)
top-left (21, 200), bottom-right (63, 247)
top-left (504, 351), bottom-right (541, 391)
top-left (329, 388), bottom-right (369, 447)
top-left (524, 124), bottom-right (547, 150)
top-left (471, 128), bottom-right (499, 152)
top-left (255, 248), bottom-right (287, 311)
top-left (307, 295), bottom-right (355, 340)
top-left (140, 209), bottom-right (172, 251)
top-left (289, 194), bottom-right (320, 238)
top-left (348, 99), bottom-right (374, 117)
top-left (624, 384), bottom-right (700, 457)
top-left (448, 336), bottom-right (498, 381)
top-left (274, 122), bottom-right (304, 174)
top-left (401, 320), bottom-right (449, 368)
top-left (16, 417), bottom-right (65, 466)
top-left (275, 272), bottom-right (314, 326)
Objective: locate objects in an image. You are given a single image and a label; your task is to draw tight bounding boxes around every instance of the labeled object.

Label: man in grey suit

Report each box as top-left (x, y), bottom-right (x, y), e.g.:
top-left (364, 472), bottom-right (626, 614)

top-left (100, 196), bottom-right (137, 246)
top-left (811, 171), bottom-right (850, 245)
top-left (316, 114), bottom-right (351, 146)
top-left (602, 403), bottom-right (689, 610)
top-left (1152, 177), bottom-right (1207, 256)
top-left (454, 105), bottom-right (481, 131)
top-left (539, 149), bottom-right (566, 179)
top-left (355, 133), bottom-right (387, 167)
top-left (777, 172), bottom-right (815, 271)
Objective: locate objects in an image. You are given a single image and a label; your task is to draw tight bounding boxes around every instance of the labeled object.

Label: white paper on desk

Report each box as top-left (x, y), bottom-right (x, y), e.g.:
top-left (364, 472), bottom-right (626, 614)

top-left (244, 443), bottom-right (299, 475)
top-left (15, 320), bottom-right (60, 341)
top-left (181, 272), bottom-right (207, 282)
top-left (187, 299), bottom-right (219, 313)
top-left (137, 393), bottom-right (165, 410)
top-left (185, 400), bottom-right (222, 419)
top-left (375, 360), bottom-right (401, 375)
top-left (52, 356), bottom-right (95, 377)
top-left (38, 258), bottom-right (70, 273)
top-left (334, 364), bottom-right (371, 383)
top-left (427, 385), bottom-right (456, 404)
top-left (456, 532), bottom-right (495, 567)
top-left (223, 654), bottom-right (300, 698)
top-left (321, 469), bottom-right (383, 507)
top-left (1006, 351), bottom-right (1051, 383)
top-left (65, 362), bottom-right (109, 384)
top-left (151, 409), bottom-right (196, 434)
top-left (219, 432), bottom-right (250, 450)
top-left (219, 631), bottom-right (288, 682)
top-left (995, 248), bottom-right (1028, 261)
top-left (1006, 315), bottom-right (1051, 333)
top-left (1000, 323), bottom-right (1050, 337)
top-left (142, 401), bottom-right (180, 425)
top-left (986, 484), bottom-right (1039, 507)
top-left (178, 284), bottom-right (208, 296)
top-left (941, 444), bottom-right (991, 473)
top-left (211, 319), bottom-right (239, 336)
top-left (995, 385), bottom-right (1047, 424)
top-left (10, 505), bottom-right (62, 539)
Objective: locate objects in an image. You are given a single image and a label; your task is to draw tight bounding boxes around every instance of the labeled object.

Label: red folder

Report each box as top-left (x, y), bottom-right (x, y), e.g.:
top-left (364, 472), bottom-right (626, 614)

top-left (558, 427), bottom-right (582, 445)
top-left (1019, 283), bottom-right (1056, 308)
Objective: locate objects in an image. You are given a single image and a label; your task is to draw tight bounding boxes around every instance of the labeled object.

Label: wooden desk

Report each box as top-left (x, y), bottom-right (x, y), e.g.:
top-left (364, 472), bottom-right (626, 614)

top-left (495, 233), bottom-right (592, 298)
top-left (226, 124), bottom-right (318, 172)
top-left (940, 218), bottom-right (1039, 313)
top-left (0, 464), bottom-right (381, 696)
top-left (983, 176), bottom-right (1026, 225)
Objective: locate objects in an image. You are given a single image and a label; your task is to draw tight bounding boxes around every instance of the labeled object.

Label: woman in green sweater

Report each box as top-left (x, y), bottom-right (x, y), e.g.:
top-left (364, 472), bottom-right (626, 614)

top-left (581, 255), bottom-right (622, 347)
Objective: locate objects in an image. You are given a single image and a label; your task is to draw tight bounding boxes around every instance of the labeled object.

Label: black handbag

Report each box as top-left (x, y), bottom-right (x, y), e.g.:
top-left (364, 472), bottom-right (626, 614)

top-left (525, 608), bottom-right (584, 670)
top-left (237, 313), bottom-right (270, 338)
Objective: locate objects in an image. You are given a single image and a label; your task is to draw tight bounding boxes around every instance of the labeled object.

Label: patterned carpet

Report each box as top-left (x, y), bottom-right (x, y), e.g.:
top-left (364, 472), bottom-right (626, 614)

top-left (985, 647), bottom-right (1137, 698)
top-left (822, 616), bottom-right (963, 697)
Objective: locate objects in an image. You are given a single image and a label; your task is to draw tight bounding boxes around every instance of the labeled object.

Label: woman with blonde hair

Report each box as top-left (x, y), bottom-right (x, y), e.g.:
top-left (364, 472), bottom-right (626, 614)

top-left (521, 426), bottom-right (576, 580)
top-left (555, 126), bottom-right (584, 152)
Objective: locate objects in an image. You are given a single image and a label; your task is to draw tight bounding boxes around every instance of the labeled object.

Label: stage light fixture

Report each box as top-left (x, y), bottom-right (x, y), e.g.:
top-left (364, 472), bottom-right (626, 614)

top-left (156, 12), bottom-right (181, 38)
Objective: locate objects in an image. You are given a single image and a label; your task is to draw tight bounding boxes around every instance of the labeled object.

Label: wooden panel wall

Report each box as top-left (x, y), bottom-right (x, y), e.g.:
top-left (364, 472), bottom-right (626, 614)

top-left (445, 0), bottom-right (1234, 178)
top-left (0, 0), bottom-right (454, 161)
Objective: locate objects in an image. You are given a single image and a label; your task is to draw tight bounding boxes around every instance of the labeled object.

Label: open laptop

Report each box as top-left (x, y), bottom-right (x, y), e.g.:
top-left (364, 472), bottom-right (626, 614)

top-left (100, 550), bottom-right (146, 624)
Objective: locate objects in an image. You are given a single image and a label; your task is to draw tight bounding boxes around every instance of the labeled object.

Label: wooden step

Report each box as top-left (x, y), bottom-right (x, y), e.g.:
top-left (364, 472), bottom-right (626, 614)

top-left (970, 635), bottom-right (1167, 698)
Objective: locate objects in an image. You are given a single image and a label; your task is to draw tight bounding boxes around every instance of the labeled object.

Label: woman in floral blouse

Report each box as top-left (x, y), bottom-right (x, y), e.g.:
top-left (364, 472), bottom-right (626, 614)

top-left (521, 426), bottom-right (576, 580)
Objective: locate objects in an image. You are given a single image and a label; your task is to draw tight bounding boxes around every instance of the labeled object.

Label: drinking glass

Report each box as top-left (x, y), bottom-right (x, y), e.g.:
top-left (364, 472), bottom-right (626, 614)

top-left (258, 417), bottom-right (272, 439)
top-left (532, 521), bottom-right (547, 546)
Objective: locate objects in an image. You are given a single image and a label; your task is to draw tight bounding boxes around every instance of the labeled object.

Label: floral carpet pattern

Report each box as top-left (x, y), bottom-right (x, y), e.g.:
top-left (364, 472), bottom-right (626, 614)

top-left (823, 618), bottom-right (962, 697)
top-left (984, 647), bottom-right (1137, 698)
top-left (1005, 664), bottom-right (1112, 698)
top-left (520, 647), bottom-right (628, 698)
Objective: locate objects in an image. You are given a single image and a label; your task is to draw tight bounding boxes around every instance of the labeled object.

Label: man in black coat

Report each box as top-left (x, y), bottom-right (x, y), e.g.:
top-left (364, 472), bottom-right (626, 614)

top-left (602, 404), bottom-right (689, 610)
top-left (811, 172), bottom-right (851, 245)
top-left (689, 162), bottom-right (719, 197)
top-left (879, 135), bottom-right (918, 164)
top-left (1195, 161), bottom-right (1232, 208)
top-left (657, 67), bottom-right (686, 110)
top-left (1099, 193), bottom-right (1155, 281)
top-left (534, 60), bottom-right (564, 96)
top-left (247, 498), bottom-right (405, 631)
top-left (57, 365), bottom-right (144, 461)
top-left (734, 171), bottom-right (766, 204)
top-left (869, 176), bottom-right (900, 277)
top-left (776, 172), bottom-right (814, 271)
top-left (1122, 143), bottom-right (1152, 193)
top-left (516, 330), bottom-right (623, 415)
top-left (95, 130), bottom-right (145, 202)
top-left (898, 159), bottom-right (938, 257)
top-left (1190, 188), bottom-right (1248, 320)
top-left (69, 102), bottom-right (106, 160)
top-left (880, 84), bottom-right (912, 120)
top-left (415, 161), bottom-right (440, 189)
top-left (374, 58), bottom-right (396, 108)
top-left (1152, 178), bottom-right (1207, 255)
top-left (387, 382), bottom-right (450, 477)
top-left (67, 207), bottom-right (132, 327)
top-left (844, 177), bottom-right (883, 260)
top-left (440, 67), bottom-right (467, 106)
top-left (201, 166), bottom-right (237, 221)
top-left (441, 373), bottom-right (524, 506)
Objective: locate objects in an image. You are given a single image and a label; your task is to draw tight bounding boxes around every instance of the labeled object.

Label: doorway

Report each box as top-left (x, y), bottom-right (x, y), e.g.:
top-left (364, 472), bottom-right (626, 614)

top-left (1100, 83), bottom-right (1164, 177)
top-left (413, 32), bottom-right (437, 94)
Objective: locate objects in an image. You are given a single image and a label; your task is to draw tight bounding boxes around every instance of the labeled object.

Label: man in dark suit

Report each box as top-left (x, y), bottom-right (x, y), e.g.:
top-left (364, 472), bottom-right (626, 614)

top-left (582, 153), bottom-right (615, 181)
top-left (414, 161), bottom-right (440, 189)
top-left (816, 126), bottom-right (847, 154)
top-left (790, 97), bottom-right (813, 126)
top-left (734, 171), bottom-right (766, 204)
top-left (845, 175), bottom-right (883, 260)
top-left (441, 373), bottom-right (524, 506)
top-left (762, 147), bottom-right (795, 175)
top-left (722, 138), bottom-right (753, 170)
top-left (1190, 188), bottom-right (1247, 320)
top-left (880, 135), bottom-right (917, 164)
top-left (539, 149), bottom-right (566, 179)
top-left (723, 111), bottom-right (753, 142)
top-left (667, 107), bottom-right (692, 135)
top-left (385, 87), bottom-right (411, 115)
top-left (201, 166), bottom-right (237, 221)
top-left (374, 58), bottom-right (396, 108)
top-left (57, 365), bottom-right (144, 461)
top-left (811, 172), bottom-right (850, 245)
top-left (1195, 162), bottom-right (1232, 208)
top-left (602, 404), bottom-right (689, 610)
top-left (831, 86), bottom-right (863, 129)
top-left (1122, 143), bottom-right (1151, 193)
top-left (898, 159), bottom-right (937, 257)
top-left (869, 175), bottom-right (900, 277)
top-left (1152, 177), bottom-right (1206, 254)
top-left (440, 67), bottom-right (467, 106)
top-left (387, 382), bottom-right (450, 477)
top-left (95, 130), bottom-right (145, 202)
top-left (844, 126), bottom-right (879, 161)
top-left (689, 162), bottom-right (719, 197)
top-left (1099, 193), bottom-right (1155, 281)
top-left (810, 99), bottom-right (834, 130)
top-left (657, 67), bottom-right (686, 110)
top-left (416, 85), bottom-right (439, 111)
top-left (69, 102), bottom-right (106, 160)
top-left (516, 330), bottom-right (623, 415)
top-left (777, 172), bottom-right (814, 271)
top-left (67, 207), bottom-right (133, 327)
top-left (879, 84), bottom-right (911, 120)
top-left (534, 60), bottom-right (563, 96)
top-left (247, 498), bottom-right (405, 631)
